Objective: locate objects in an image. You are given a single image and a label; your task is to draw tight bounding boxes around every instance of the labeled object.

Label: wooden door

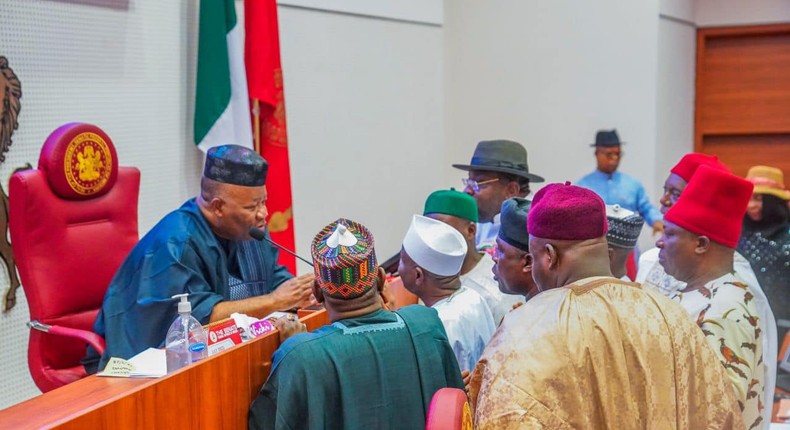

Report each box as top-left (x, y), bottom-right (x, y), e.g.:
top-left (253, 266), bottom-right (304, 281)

top-left (695, 24), bottom-right (790, 187)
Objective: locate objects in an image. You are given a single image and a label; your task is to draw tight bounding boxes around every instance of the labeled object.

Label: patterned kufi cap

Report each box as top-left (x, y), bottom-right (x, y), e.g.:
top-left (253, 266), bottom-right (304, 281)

top-left (204, 144), bottom-right (268, 186)
top-left (311, 218), bottom-right (378, 299)
top-left (605, 205), bottom-right (644, 248)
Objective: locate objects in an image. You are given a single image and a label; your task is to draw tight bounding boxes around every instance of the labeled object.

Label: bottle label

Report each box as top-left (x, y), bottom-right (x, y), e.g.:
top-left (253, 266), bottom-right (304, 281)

top-left (189, 342), bottom-right (207, 353)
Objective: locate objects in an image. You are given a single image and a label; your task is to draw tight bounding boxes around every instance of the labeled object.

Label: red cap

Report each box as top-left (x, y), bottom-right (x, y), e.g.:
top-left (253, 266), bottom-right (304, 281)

top-left (528, 181), bottom-right (608, 240)
top-left (665, 165), bottom-right (753, 248)
top-left (670, 153), bottom-right (729, 183)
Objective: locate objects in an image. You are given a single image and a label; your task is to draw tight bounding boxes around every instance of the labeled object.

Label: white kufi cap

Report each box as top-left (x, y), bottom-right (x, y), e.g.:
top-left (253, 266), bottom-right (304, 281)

top-left (402, 215), bottom-right (467, 277)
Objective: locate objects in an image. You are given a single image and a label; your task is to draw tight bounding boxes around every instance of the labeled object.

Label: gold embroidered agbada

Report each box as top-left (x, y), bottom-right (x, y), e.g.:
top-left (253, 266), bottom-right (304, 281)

top-left (469, 277), bottom-right (745, 430)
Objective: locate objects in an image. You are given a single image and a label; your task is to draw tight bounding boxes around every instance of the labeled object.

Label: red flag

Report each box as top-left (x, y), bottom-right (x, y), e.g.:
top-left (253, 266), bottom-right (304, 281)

top-left (245, 0), bottom-right (296, 273)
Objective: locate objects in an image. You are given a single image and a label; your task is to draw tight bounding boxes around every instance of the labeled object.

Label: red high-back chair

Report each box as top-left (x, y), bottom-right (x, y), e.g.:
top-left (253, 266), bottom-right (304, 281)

top-left (9, 123), bottom-right (139, 392)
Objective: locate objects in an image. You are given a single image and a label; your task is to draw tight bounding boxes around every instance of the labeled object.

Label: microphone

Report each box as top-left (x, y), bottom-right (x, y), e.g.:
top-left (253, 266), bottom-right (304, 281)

top-left (249, 227), bottom-right (314, 267)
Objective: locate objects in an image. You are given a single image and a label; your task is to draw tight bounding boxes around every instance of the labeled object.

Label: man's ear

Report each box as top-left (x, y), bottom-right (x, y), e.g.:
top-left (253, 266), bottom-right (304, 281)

top-left (376, 267), bottom-right (386, 292)
top-left (522, 252), bottom-right (533, 273)
top-left (607, 246), bottom-right (614, 262)
top-left (504, 180), bottom-right (521, 198)
top-left (546, 243), bottom-right (559, 270)
top-left (467, 222), bottom-right (477, 241)
top-left (209, 197), bottom-right (225, 217)
top-left (695, 236), bottom-right (711, 254)
top-left (312, 281), bottom-right (324, 304)
top-left (414, 266), bottom-right (424, 287)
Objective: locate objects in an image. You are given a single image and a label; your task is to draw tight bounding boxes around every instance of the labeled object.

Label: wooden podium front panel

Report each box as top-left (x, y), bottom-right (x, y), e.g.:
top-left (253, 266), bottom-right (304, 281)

top-left (0, 310), bottom-right (328, 430)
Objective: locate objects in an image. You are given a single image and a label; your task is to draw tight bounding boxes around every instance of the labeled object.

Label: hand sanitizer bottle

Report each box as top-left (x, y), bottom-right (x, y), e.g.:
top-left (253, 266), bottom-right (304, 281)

top-left (165, 293), bottom-right (208, 373)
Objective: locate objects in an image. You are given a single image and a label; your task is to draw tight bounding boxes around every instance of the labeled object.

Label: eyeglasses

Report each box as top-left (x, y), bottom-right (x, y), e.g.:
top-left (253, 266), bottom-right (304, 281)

top-left (462, 178), bottom-right (499, 193)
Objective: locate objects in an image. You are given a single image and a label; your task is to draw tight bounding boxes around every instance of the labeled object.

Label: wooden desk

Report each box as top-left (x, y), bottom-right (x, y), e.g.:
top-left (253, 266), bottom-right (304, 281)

top-left (0, 310), bottom-right (329, 430)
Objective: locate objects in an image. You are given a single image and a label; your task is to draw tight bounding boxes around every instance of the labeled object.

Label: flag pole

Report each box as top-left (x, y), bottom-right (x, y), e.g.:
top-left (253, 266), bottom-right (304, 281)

top-left (252, 98), bottom-right (261, 154)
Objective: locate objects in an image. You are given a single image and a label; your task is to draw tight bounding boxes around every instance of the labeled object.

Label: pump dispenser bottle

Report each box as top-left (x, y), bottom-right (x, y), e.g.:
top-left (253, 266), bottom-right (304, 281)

top-left (165, 293), bottom-right (208, 373)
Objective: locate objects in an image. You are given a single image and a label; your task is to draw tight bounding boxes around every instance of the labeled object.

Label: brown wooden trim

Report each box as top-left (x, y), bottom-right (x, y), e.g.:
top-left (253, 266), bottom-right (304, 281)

top-left (698, 23), bottom-right (790, 38)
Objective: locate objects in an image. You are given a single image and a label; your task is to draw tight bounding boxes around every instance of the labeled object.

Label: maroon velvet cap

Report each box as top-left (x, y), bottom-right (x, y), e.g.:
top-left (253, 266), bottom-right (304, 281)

top-left (527, 182), bottom-right (608, 240)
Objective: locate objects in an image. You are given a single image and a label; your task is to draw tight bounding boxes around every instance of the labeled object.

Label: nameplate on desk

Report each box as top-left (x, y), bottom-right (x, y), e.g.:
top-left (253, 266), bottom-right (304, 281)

top-left (248, 319), bottom-right (276, 338)
top-left (207, 319), bottom-right (242, 356)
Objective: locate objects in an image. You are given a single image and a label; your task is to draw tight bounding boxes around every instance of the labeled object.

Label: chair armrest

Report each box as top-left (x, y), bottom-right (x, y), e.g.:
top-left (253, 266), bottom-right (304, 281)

top-left (28, 321), bottom-right (106, 356)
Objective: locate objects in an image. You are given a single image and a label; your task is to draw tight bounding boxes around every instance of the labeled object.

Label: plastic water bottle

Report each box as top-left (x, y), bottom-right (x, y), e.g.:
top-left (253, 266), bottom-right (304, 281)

top-left (165, 293), bottom-right (208, 373)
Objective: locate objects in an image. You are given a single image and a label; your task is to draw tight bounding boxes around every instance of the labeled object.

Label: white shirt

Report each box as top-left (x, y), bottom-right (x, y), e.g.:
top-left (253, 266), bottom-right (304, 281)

top-left (460, 253), bottom-right (522, 324)
top-left (432, 286), bottom-right (496, 372)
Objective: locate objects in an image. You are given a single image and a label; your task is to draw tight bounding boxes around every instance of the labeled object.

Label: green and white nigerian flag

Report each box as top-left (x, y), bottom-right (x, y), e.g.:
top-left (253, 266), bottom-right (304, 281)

top-left (194, 0), bottom-right (253, 152)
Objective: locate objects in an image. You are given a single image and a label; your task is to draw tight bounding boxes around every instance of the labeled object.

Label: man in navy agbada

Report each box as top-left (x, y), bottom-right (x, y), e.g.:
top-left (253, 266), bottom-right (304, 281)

top-left (84, 144), bottom-right (314, 373)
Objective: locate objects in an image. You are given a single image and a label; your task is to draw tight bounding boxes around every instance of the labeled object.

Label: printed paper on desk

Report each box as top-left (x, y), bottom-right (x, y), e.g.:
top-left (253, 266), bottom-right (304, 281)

top-left (97, 357), bottom-right (135, 377)
top-left (262, 311), bottom-right (289, 322)
top-left (128, 348), bottom-right (166, 378)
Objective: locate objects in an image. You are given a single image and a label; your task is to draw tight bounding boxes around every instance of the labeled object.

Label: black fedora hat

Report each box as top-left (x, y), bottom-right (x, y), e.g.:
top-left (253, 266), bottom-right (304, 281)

top-left (590, 129), bottom-right (625, 147)
top-left (452, 140), bottom-right (545, 183)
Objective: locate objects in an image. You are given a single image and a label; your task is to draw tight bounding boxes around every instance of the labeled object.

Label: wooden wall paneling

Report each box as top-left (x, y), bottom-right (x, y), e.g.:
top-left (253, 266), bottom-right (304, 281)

top-left (695, 24), bottom-right (790, 181)
top-left (701, 134), bottom-right (790, 189)
top-left (698, 33), bottom-right (790, 134)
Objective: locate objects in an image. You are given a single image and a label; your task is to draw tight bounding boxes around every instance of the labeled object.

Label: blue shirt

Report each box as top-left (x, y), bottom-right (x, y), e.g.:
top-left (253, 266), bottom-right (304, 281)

top-left (576, 170), bottom-right (662, 226)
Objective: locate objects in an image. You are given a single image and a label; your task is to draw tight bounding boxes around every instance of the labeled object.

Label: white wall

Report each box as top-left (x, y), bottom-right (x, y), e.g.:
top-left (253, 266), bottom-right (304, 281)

top-left (655, 16), bottom-right (696, 190)
top-left (277, 5), bottom-right (444, 271)
top-left (645, 8), bottom-right (697, 250)
top-left (660, 0), bottom-right (694, 22)
top-left (0, 0), bottom-right (201, 408)
top-left (696, 0), bottom-right (790, 27)
top-left (444, 0), bottom-right (662, 203)
top-left (278, 0), bottom-right (443, 25)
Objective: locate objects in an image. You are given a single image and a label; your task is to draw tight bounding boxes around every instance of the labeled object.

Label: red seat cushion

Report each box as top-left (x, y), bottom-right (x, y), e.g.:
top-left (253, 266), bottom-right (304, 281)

top-left (426, 388), bottom-right (473, 430)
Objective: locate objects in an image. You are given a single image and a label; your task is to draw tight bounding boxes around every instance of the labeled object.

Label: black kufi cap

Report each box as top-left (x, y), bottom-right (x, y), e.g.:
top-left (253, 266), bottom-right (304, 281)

top-left (498, 197), bottom-right (531, 252)
top-left (204, 144), bottom-right (268, 186)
